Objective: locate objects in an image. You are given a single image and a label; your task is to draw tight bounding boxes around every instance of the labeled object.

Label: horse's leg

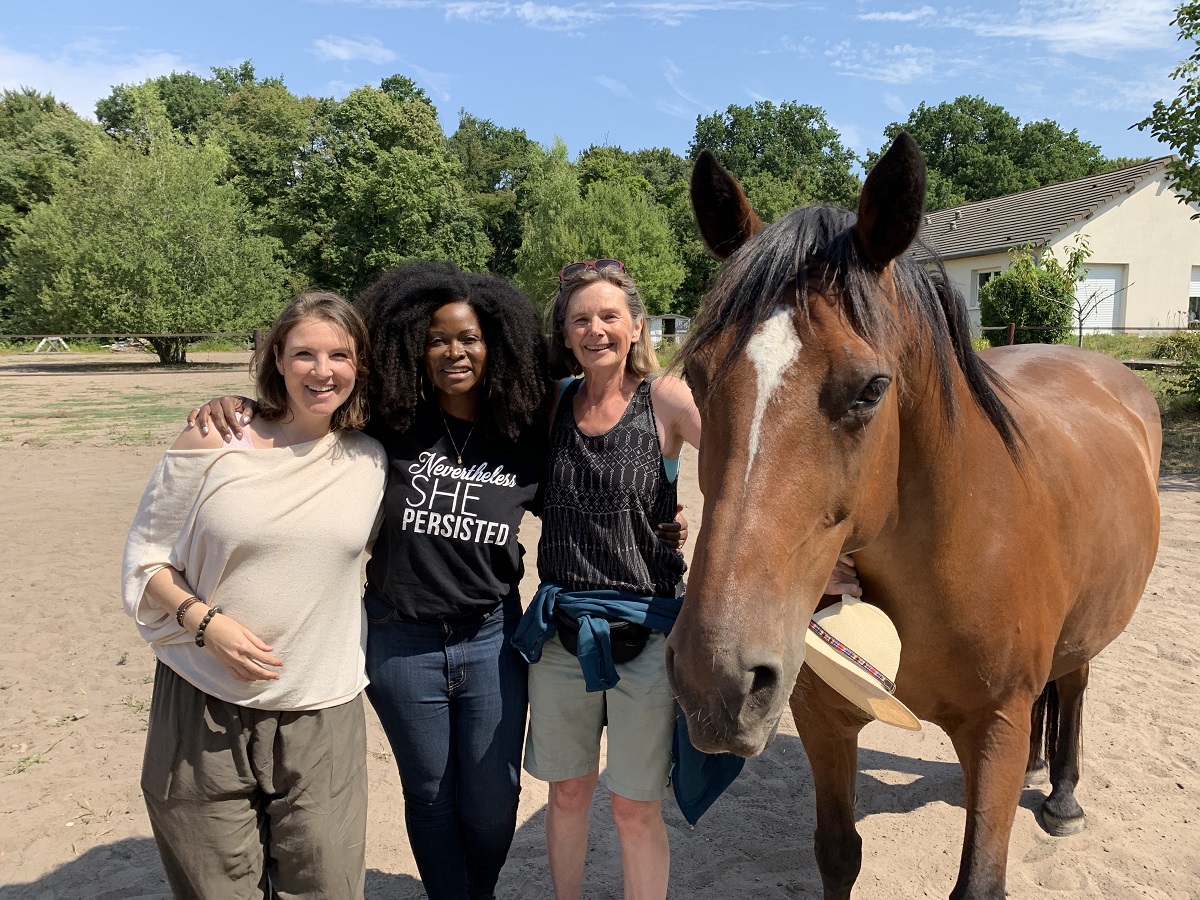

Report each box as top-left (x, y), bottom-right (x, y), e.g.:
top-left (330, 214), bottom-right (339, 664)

top-left (1041, 662), bottom-right (1088, 836)
top-left (791, 681), bottom-right (866, 900)
top-left (946, 694), bottom-right (1034, 900)
top-left (1024, 682), bottom-right (1056, 787)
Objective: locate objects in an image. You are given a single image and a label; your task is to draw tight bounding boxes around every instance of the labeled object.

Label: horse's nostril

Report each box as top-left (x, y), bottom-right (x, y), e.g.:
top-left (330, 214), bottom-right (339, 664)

top-left (748, 664), bottom-right (781, 709)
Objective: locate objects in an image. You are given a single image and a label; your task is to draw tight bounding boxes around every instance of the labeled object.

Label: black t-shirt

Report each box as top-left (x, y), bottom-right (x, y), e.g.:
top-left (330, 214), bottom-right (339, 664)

top-left (365, 405), bottom-right (543, 620)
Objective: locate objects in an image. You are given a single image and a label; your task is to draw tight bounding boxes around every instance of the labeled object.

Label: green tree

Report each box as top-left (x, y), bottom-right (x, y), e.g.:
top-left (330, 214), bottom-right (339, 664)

top-left (447, 112), bottom-right (538, 277)
top-left (96, 70), bottom-right (228, 137)
top-left (879, 96), bottom-right (1109, 209)
top-left (978, 246), bottom-right (1075, 346)
top-left (515, 140), bottom-right (685, 314)
top-left (577, 145), bottom-right (655, 197)
top-left (279, 81), bottom-right (490, 295)
top-left (211, 71), bottom-right (317, 215)
top-left (0, 89), bottom-right (105, 321)
top-left (2, 102), bottom-right (294, 364)
top-left (690, 101), bottom-right (860, 215)
top-left (514, 140), bottom-right (584, 305)
top-left (0, 89), bottom-right (103, 254)
top-left (1137, 1), bottom-right (1200, 212)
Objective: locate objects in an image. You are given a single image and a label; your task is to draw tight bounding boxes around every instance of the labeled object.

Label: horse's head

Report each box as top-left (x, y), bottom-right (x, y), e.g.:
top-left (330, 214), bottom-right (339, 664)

top-left (665, 134), bottom-right (932, 755)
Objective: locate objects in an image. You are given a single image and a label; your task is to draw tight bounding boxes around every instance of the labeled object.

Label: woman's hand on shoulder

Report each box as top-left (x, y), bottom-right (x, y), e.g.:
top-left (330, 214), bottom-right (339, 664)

top-left (170, 421), bottom-right (237, 451)
top-left (185, 396), bottom-right (256, 442)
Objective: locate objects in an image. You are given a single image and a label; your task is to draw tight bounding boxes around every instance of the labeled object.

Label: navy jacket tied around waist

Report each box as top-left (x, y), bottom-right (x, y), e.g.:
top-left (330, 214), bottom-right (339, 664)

top-left (512, 581), bottom-right (744, 826)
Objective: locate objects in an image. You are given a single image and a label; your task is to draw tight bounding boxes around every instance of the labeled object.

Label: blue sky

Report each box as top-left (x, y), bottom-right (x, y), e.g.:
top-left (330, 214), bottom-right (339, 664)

top-left (0, 0), bottom-right (1183, 167)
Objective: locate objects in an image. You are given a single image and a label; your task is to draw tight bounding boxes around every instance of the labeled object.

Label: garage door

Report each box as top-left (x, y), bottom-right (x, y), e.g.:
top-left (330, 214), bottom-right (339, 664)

top-left (1074, 266), bottom-right (1122, 334)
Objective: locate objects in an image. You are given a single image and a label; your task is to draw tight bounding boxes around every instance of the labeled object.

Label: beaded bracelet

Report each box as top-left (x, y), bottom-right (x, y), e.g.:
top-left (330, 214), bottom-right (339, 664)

top-left (194, 605), bottom-right (223, 647)
top-left (175, 596), bottom-right (202, 628)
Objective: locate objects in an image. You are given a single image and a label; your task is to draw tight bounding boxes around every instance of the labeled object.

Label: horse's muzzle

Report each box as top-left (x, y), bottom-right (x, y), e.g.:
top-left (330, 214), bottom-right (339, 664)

top-left (665, 639), bottom-right (793, 756)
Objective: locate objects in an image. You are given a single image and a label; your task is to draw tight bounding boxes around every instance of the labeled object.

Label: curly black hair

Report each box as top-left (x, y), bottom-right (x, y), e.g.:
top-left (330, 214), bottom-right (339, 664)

top-left (355, 260), bottom-right (550, 442)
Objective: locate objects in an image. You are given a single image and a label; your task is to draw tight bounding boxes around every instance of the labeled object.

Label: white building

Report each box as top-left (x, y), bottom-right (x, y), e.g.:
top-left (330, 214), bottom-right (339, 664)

top-left (648, 314), bottom-right (690, 345)
top-left (918, 157), bottom-right (1200, 333)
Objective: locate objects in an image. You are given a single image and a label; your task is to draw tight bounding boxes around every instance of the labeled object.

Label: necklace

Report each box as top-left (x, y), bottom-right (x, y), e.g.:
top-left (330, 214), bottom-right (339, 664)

top-left (439, 407), bottom-right (477, 464)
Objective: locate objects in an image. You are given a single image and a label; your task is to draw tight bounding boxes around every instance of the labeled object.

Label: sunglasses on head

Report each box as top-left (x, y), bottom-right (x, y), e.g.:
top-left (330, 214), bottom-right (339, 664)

top-left (558, 259), bottom-right (625, 281)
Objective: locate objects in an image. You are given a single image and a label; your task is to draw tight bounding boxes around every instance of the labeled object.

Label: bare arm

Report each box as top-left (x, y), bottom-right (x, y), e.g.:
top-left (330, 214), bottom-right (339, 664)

top-left (143, 567), bottom-right (283, 682)
top-left (650, 375), bottom-right (702, 459)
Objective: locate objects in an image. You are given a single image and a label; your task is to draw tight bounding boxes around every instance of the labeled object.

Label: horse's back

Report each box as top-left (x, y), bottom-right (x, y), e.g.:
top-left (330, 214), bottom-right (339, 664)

top-left (981, 344), bottom-right (1162, 478)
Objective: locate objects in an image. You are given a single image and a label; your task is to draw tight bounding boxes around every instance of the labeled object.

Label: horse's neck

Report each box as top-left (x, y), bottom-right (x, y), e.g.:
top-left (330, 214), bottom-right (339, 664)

top-left (893, 355), bottom-right (994, 521)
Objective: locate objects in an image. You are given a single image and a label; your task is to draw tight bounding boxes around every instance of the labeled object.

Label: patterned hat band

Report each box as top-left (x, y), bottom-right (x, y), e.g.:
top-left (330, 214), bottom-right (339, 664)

top-left (807, 620), bottom-right (897, 694)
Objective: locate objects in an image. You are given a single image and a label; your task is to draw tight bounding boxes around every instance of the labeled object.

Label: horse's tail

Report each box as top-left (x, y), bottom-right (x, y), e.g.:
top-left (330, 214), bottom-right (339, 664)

top-left (1032, 680), bottom-right (1061, 764)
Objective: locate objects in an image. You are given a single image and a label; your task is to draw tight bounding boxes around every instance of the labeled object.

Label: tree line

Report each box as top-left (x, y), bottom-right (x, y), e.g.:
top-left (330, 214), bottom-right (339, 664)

top-left (0, 62), bottom-right (1149, 362)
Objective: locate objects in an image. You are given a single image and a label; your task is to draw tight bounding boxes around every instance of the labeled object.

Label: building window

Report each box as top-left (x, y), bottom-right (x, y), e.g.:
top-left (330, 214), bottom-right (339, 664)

top-left (976, 270), bottom-right (1001, 296)
top-left (1191, 266), bottom-right (1200, 328)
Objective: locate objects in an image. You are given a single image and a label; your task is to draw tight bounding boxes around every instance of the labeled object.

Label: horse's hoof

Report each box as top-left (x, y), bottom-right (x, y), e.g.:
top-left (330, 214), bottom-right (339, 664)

top-left (1041, 807), bottom-right (1086, 837)
top-left (1024, 763), bottom-right (1049, 787)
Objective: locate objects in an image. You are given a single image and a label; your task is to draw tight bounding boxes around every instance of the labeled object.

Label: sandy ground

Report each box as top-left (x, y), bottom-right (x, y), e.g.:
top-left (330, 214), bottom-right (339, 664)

top-left (1, 352), bottom-right (1197, 899)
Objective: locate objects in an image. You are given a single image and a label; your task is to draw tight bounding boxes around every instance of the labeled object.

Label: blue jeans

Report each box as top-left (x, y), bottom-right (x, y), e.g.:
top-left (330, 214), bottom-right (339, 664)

top-left (364, 589), bottom-right (527, 900)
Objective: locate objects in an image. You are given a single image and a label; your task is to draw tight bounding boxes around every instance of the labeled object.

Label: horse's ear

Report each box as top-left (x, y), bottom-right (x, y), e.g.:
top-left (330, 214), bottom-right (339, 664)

top-left (855, 132), bottom-right (927, 270)
top-left (690, 150), bottom-right (763, 260)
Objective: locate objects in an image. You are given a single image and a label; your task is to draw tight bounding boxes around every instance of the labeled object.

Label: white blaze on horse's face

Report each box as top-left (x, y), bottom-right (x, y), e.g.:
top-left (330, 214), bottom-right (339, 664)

top-left (744, 307), bottom-right (801, 484)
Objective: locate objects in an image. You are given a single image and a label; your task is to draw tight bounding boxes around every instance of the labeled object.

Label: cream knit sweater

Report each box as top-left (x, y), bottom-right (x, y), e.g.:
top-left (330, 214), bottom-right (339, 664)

top-left (122, 430), bottom-right (387, 711)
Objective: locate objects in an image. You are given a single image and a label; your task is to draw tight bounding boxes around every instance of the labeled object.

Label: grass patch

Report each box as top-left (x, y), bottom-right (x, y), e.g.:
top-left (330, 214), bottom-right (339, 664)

top-left (1139, 372), bottom-right (1200, 474)
top-left (8, 739), bottom-right (61, 774)
top-left (1075, 334), bottom-right (1162, 360)
top-left (655, 342), bottom-right (681, 369)
top-left (190, 336), bottom-right (252, 352)
top-left (121, 694), bottom-right (151, 715)
top-left (2, 379), bottom-right (249, 449)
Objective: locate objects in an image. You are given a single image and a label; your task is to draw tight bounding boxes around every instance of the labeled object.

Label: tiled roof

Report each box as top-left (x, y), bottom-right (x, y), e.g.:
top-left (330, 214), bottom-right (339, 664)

top-left (916, 157), bottom-right (1176, 261)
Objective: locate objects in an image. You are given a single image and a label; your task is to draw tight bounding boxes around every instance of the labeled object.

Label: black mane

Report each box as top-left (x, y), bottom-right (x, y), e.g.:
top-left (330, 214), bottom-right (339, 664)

top-left (679, 205), bottom-right (1022, 458)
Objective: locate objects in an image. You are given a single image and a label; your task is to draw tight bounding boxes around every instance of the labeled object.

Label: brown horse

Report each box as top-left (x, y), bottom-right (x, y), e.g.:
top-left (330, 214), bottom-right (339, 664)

top-left (664, 134), bottom-right (1161, 899)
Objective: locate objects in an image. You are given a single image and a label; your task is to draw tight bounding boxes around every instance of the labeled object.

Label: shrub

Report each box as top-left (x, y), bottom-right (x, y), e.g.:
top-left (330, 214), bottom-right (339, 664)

top-left (979, 247), bottom-right (1073, 346)
top-left (1152, 330), bottom-right (1200, 361)
top-left (1153, 331), bottom-right (1200, 402)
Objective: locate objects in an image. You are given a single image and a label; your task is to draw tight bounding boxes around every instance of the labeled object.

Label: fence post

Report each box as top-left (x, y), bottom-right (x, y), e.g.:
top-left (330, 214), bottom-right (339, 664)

top-left (253, 328), bottom-right (263, 351)
top-left (1006, 322), bottom-right (1016, 346)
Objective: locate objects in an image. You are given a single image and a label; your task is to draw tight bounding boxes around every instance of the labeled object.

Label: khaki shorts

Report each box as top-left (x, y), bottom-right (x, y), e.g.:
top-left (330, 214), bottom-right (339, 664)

top-left (524, 631), bottom-right (675, 801)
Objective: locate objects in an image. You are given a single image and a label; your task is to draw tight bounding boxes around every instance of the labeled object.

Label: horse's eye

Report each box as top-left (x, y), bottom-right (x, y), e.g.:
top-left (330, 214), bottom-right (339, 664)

top-left (851, 376), bottom-right (890, 411)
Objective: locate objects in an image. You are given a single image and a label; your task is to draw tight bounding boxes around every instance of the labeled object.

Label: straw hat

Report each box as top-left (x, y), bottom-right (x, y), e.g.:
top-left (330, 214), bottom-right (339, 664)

top-left (803, 595), bottom-right (921, 731)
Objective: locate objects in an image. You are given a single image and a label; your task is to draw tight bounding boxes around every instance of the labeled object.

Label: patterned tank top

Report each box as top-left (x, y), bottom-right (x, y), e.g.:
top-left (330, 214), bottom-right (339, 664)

top-left (538, 378), bottom-right (686, 597)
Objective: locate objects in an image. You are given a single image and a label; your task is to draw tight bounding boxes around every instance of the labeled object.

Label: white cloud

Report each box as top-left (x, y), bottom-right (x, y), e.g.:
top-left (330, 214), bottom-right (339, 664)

top-left (323, 0), bottom-right (793, 28)
top-left (664, 58), bottom-right (707, 109)
top-left (825, 41), bottom-right (938, 84)
top-left (0, 44), bottom-right (190, 119)
top-left (594, 74), bottom-right (631, 96)
top-left (623, 0), bottom-right (793, 26)
top-left (857, 5), bottom-right (935, 23)
top-left (443, 1), bottom-right (605, 30)
top-left (312, 36), bottom-right (397, 64)
top-left (655, 99), bottom-right (692, 118)
top-left (882, 91), bottom-right (907, 115)
top-left (311, 0), bottom-right (433, 6)
top-left (944, 0), bottom-right (1175, 58)
top-left (1063, 67), bottom-right (1176, 115)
